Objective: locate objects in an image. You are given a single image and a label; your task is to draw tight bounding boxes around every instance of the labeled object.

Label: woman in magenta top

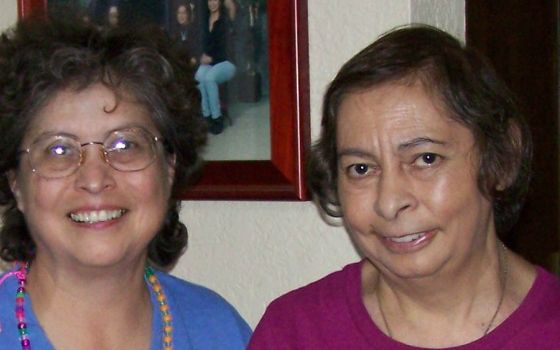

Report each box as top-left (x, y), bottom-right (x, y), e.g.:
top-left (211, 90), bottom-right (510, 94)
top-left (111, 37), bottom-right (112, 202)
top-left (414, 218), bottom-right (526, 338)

top-left (248, 25), bottom-right (560, 349)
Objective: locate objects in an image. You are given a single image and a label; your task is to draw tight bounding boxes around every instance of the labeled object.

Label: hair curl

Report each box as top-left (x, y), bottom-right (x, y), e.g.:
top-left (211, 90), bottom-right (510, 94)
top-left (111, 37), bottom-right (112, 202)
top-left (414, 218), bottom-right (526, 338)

top-left (307, 25), bottom-right (532, 235)
top-left (0, 14), bottom-right (207, 268)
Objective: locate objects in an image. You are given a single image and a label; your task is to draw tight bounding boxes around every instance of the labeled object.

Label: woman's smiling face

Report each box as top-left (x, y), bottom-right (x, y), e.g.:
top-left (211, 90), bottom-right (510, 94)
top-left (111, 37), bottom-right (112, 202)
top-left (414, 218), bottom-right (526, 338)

top-left (10, 83), bottom-right (175, 269)
top-left (336, 82), bottom-right (496, 279)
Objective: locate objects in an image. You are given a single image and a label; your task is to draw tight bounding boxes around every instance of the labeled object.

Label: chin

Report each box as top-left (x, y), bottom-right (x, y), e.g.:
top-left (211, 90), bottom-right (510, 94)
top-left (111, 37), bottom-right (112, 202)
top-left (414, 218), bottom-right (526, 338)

top-left (70, 245), bottom-right (140, 269)
top-left (374, 251), bottom-right (449, 280)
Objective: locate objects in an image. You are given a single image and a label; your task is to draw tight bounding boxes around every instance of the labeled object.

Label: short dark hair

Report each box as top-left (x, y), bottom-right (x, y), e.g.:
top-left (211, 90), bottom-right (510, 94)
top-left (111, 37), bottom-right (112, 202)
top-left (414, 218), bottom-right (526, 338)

top-left (0, 15), bottom-right (207, 268)
top-left (307, 25), bottom-right (532, 235)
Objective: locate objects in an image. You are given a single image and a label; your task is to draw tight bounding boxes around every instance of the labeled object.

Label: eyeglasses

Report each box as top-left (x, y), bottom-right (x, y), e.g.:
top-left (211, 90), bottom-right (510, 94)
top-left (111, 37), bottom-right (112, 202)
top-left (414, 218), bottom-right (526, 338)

top-left (19, 127), bottom-right (164, 179)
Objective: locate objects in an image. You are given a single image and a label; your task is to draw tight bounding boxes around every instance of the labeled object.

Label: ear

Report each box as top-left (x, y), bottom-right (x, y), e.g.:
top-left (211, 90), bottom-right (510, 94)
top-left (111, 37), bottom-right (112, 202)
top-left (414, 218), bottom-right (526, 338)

top-left (496, 120), bottom-right (524, 191)
top-left (6, 170), bottom-right (25, 213)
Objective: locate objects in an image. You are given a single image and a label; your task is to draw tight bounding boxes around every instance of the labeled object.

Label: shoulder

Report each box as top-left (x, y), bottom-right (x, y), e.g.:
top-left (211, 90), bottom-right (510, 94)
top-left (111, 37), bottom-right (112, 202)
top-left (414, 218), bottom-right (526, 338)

top-left (267, 261), bottom-right (361, 313)
top-left (528, 267), bottom-right (560, 318)
top-left (248, 262), bottom-right (363, 348)
top-left (156, 271), bottom-right (246, 319)
top-left (0, 270), bottom-right (15, 309)
top-left (155, 271), bottom-right (252, 348)
top-left (498, 267), bottom-right (560, 348)
top-left (519, 266), bottom-right (560, 309)
top-left (0, 268), bottom-right (21, 301)
top-left (216, 17), bottom-right (229, 30)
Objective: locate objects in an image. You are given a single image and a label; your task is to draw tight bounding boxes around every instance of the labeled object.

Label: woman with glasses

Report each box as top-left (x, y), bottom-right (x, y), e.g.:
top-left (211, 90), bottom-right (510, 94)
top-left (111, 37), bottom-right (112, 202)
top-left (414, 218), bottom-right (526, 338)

top-left (0, 15), bottom-right (250, 350)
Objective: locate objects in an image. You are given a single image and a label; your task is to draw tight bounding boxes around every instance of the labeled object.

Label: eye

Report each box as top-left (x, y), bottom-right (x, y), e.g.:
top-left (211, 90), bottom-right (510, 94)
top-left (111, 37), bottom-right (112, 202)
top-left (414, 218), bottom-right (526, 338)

top-left (107, 135), bottom-right (142, 153)
top-left (43, 140), bottom-right (77, 158)
top-left (111, 138), bottom-right (134, 151)
top-left (414, 153), bottom-right (440, 167)
top-left (346, 163), bottom-right (373, 177)
top-left (49, 144), bottom-right (70, 155)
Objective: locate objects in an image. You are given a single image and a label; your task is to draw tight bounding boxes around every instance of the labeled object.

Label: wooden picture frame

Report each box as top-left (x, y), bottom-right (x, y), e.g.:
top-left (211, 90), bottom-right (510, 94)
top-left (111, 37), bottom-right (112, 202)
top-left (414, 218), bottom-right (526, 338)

top-left (18, 0), bottom-right (310, 201)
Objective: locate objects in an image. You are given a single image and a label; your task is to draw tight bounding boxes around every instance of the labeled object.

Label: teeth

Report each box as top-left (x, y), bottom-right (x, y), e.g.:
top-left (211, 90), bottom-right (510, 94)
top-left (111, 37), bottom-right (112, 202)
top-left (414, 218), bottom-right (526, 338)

top-left (70, 209), bottom-right (125, 224)
top-left (388, 232), bottom-right (425, 243)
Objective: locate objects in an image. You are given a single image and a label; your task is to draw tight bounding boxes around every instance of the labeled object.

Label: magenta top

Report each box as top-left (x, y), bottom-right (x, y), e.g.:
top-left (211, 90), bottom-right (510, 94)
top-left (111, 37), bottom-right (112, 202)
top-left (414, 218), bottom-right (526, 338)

top-left (248, 261), bottom-right (560, 349)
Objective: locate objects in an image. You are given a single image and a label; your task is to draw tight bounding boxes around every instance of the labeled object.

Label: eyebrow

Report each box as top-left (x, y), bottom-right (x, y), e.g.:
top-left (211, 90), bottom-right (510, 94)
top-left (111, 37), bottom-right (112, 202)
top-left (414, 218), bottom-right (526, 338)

top-left (337, 137), bottom-right (447, 160)
top-left (397, 137), bottom-right (446, 151)
top-left (337, 148), bottom-right (375, 160)
top-left (29, 124), bottom-right (152, 142)
top-left (31, 131), bottom-right (78, 141)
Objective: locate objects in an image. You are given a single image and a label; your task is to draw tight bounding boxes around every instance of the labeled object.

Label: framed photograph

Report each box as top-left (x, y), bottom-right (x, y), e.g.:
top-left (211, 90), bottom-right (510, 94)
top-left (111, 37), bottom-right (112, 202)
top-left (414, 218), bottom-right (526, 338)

top-left (18, 0), bottom-right (310, 200)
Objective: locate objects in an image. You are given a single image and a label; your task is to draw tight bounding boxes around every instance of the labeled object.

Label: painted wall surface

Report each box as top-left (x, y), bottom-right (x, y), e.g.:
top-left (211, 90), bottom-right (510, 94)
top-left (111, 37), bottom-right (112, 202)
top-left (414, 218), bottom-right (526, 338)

top-left (411, 0), bottom-right (465, 42)
top-left (0, 1), bottom-right (17, 31)
top-left (0, 0), bottom-right (464, 328)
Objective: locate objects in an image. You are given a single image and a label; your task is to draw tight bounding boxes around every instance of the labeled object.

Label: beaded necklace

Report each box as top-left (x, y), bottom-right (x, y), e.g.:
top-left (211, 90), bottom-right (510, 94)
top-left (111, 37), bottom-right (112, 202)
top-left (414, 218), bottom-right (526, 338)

top-left (145, 266), bottom-right (174, 350)
top-left (6, 264), bottom-right (173, 350)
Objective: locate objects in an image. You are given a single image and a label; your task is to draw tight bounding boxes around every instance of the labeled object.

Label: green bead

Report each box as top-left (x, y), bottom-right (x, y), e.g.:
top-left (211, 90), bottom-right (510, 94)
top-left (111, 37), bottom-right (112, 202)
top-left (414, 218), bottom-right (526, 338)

top-left (144, 266), bottom-right (154, 277)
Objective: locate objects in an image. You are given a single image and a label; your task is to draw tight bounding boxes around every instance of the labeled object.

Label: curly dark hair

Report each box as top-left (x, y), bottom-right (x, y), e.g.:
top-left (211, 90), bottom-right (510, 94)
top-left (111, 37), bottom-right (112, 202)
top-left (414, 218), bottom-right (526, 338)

top-left (307, 25), bottom-right (533, 235)
top-left (0, 15), bottom-right (207, 268)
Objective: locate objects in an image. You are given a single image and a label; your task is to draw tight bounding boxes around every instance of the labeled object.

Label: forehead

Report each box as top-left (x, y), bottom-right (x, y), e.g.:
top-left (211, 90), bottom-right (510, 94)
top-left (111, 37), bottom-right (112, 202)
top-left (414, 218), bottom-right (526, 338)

top-left (25, 84), bottom-right (156, 140)
top-left (336, 82), bottom-right (472, 147)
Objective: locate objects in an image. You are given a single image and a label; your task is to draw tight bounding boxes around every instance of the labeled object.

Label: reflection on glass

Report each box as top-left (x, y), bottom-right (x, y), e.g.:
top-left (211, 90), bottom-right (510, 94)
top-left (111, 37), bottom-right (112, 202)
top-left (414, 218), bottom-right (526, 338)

top-left (48, 0), bottom-right (271, 161)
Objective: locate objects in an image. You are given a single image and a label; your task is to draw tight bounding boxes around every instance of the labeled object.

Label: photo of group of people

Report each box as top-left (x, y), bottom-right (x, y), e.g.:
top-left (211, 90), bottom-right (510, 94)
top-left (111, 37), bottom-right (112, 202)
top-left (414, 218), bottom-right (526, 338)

top-left (49, 0), bottom-right (271, 159)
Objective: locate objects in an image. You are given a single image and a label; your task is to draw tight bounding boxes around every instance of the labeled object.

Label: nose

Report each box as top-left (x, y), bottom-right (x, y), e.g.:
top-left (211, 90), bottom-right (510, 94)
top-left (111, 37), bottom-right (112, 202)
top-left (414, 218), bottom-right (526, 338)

top-left (74, 144), bottom-right (116, 193)
top-left (373, 168), bottom-right (416, 221)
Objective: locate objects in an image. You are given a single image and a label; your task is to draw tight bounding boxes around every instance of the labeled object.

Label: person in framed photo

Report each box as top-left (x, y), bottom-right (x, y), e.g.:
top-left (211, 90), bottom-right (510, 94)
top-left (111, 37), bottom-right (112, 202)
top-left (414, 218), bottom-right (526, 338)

top-left (195, 0), bottom-right (237, 135)
top-left (171, 1), bottom-right (202, 67)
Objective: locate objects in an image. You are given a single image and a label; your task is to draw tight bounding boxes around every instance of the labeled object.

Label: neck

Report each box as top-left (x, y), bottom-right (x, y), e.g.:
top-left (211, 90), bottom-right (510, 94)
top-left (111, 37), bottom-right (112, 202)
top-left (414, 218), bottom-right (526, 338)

top-left (27, 254), bottom-right (149, 305)
top-left (364, 238), bottom-right (507, 346)
top-left (228, 7), bottom-right (236, 19)
top-left (26, 256), bottom-right (153, 349)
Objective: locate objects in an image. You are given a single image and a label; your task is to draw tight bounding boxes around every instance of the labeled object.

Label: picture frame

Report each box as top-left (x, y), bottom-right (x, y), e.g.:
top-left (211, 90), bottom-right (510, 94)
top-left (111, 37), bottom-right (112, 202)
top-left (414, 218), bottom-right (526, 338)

top-left (17, 0), bottom-right (310, 201)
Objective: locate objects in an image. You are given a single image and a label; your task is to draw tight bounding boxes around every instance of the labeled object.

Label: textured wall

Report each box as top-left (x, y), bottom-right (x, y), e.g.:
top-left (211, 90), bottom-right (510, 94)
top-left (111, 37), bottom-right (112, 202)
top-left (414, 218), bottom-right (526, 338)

top-left (0, 0), bottom-right (465, 328)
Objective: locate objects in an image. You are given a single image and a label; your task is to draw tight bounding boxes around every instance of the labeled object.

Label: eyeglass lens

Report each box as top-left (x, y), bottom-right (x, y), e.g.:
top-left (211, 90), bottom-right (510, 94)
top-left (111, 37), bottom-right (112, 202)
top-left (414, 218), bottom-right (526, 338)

top-left (27, 128), bottom-right (158, 178)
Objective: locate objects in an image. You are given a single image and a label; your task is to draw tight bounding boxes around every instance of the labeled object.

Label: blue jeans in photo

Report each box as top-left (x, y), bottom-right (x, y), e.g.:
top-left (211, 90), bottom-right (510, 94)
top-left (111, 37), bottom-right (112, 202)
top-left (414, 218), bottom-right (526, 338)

top-left (195, 61), bottom-right (236, 119)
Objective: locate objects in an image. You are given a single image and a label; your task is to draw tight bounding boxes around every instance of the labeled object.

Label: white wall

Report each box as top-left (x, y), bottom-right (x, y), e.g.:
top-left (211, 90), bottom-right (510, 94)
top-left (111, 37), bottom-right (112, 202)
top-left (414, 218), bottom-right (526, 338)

top-left (0, 0), bottom-right (464, 328)
top-left (0, 1), bottom-right (17, 31)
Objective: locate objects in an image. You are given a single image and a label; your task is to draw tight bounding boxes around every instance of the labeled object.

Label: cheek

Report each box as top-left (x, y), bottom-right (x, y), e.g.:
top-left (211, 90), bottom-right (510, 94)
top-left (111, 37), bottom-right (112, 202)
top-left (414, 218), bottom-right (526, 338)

top-left (18, 176), bottom-right (68, 214)
top-left (427, 163), bottom-right (480, 208)
top-left (133, 162), bottom-right (173, 204)
top-left (338, 180), bottom-right (374, 229)
top-left (421, 165), bottom-right (492, 236)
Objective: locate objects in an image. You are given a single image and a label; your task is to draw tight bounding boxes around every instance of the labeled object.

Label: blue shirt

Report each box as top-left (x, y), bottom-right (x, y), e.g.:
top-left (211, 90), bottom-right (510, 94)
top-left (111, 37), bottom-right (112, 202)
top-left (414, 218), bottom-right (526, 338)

top-left (0, 268), bottom-right (251, 349)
